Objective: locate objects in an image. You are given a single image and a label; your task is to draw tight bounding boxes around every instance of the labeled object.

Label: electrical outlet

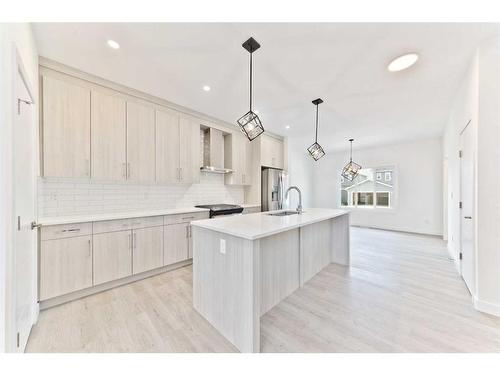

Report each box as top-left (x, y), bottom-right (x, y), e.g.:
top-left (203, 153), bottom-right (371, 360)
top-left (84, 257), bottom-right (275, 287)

top-left (220, 239), bottom-right (226, 254)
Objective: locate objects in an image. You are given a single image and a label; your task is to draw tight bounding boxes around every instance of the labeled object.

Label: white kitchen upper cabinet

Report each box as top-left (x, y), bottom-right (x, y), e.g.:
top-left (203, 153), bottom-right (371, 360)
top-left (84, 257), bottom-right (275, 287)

top-left (39, 235), bottom-right (93, 300)
top-left (91, 90), bottom-right (127, 181)
top-left (127, 101), bottom-right (156, 183)
top-left (156, 109), bottom-right (180, 183)
top-left (261, 135), bottom-right (284, 169)
top-left (164, 223), bottom-right (189, 265)
top-left (132, 226), bottom-right (163, 274)
top-left (93, 230), bottom-right (132, 285)
top-left (179, 115), bottom-right (201, 184)
top-left (225, 133), bottom-right (252, 185)
top-left (42, 75), bottom-right (91, 178)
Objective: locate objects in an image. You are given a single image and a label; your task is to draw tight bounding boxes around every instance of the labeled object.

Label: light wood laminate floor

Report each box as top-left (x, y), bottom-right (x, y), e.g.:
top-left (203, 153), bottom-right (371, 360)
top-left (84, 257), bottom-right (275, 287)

top-left (27, 227), bottom-right (500, 352)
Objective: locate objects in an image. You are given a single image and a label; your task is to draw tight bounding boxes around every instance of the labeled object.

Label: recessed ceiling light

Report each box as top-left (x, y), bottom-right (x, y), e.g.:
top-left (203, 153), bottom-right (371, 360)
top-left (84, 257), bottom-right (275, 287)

top-left (285, 125), bottom-right (291, 129)
top-left (203, 85), bottom-right (211, 92)
top-left (107, 40), bottom-right (120, 50)
top-left (387, 53), bottom-right (419, 72)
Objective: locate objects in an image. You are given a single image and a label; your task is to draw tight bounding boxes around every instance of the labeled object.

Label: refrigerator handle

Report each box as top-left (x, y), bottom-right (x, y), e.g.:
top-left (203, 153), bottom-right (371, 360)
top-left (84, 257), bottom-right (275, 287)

top-left (278, 173), bottom-right (283, 210)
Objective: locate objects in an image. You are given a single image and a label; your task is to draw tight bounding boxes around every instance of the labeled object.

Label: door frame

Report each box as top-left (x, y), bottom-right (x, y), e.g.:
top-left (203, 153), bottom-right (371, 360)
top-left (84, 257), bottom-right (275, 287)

top-left (5, 45), bottom-right (39, 352)
top-left (459, 119), bottom-right (475, 296)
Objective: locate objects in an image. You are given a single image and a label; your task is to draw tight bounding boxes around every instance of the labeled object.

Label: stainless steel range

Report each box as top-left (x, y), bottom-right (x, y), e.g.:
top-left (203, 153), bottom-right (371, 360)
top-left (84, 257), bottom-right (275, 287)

top-left (195, 204), bottom-right (244, 218)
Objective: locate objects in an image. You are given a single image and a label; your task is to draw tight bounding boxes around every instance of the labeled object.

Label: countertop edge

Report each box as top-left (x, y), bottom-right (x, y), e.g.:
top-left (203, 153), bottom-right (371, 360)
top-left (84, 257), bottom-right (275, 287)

top-left (191, 210), bottom-right (349, 240)
top-left (38, 207), bottom-right (211, 226)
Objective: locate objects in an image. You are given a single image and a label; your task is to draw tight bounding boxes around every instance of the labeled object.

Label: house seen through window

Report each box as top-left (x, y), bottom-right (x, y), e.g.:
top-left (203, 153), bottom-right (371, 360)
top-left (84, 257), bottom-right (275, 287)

top-left (341, 167), bottom-right (394, 208)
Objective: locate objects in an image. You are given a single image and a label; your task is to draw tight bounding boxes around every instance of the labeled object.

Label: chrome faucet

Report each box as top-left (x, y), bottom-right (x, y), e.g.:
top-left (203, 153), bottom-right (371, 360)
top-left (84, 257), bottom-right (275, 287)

top-left (285, 186), bottom-right (303, 214)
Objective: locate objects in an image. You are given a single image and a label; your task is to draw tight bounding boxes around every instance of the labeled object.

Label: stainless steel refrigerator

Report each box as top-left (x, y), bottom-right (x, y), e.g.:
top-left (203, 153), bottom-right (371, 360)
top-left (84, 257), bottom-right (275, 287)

top-left (261, 168), bottom-right (289, 212)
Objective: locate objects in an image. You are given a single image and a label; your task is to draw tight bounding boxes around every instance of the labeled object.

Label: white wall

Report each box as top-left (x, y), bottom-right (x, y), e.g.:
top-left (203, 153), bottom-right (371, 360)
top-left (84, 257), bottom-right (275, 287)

top-left (443, 36), bottom-right (500, 316)
top-left (310, 137), bottom-right (443, 236)
top-left (443, 53), bottom-right (479, 266)
top-left (0, 23), bottom-right (38, 352)
top-left (476, 36), bottom-right (500, 316)
top-left (286, 136), bottom-right (315, 209)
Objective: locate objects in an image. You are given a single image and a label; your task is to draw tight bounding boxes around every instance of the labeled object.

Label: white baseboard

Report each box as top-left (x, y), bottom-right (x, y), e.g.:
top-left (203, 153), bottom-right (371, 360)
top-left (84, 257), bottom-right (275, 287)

top-left (474, 297), bottom-right (500, 317)
top-left (351, 224), bottom-right (442, 237)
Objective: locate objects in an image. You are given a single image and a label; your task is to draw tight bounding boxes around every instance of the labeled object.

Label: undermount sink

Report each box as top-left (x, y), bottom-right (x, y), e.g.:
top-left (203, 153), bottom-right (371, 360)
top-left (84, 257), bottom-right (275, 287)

top-left (267, 210), bottom-right (301, 216)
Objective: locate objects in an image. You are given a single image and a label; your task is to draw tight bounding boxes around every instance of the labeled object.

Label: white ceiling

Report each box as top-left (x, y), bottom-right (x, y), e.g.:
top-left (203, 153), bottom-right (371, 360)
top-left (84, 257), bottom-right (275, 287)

top-left (32, 23), bottom-right (500, 151)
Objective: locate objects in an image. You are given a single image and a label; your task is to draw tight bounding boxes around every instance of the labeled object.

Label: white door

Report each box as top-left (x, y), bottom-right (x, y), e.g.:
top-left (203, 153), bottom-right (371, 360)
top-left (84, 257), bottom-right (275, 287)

top-left (13, 66), bottom-right (37, 352)
top-left (460, 121), bottom-right (475, 294)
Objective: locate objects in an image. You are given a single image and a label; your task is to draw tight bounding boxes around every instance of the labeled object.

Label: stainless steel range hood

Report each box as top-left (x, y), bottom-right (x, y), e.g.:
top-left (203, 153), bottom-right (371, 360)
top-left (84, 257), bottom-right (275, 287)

top-left (200, 127), bottom-right (233, 174)
top-left (200, 165), bottom-right (233, 174)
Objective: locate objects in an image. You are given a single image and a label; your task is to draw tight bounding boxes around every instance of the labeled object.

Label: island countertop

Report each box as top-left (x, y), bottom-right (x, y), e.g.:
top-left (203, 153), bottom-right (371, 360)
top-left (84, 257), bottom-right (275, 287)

top-left (191, 208), bottom-right (349, 240)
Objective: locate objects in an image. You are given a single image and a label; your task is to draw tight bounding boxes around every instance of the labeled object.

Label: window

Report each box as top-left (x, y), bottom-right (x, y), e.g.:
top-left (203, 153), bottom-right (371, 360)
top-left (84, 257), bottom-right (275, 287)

top-left (341, 167), bottom-right (395, 208)
top-left (376, 192), bottom-right (390, 207)
top-left (353, 192), bottom-right (373, 206)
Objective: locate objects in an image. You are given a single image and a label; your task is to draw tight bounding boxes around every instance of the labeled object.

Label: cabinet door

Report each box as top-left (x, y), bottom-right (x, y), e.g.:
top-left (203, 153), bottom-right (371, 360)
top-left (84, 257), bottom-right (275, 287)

top-left (91, 90), bottom-right (127, 181)
top-left (40, 235), bottom-right (92, 300)
top-left (42, 75), bottom-right (91, 178)
top-left (241, 136), bottom-right (253, 185)
top-left (261, 135), bottom-right (284, 169)
top-left (179, 116), bottom-right (200, 184)
top-left (156, 109), bottom-right (180, 183)
top-left (93, 230), bottom-right (132, 285)
top-left (238, 137), bottom-right (252, 185)
top-left (260, 135), bottom-right (274, 168)
top-left (132, 226), bottom-right (163, 274)
top-left (127, 101), bottom-right (155, 183)
top-left (164, 223), bottom-right (189, 265)
top-left (274, 138), bottom-right (284, 169)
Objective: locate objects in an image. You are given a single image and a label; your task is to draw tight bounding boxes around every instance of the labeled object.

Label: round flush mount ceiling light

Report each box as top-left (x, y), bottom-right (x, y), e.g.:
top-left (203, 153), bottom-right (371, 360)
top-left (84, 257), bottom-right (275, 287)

top-left (107, 40), bottom-right (120, 49)
top-left (387, 53), bottom-right (419, 72)
top-left (203, 85), bottom-right (211, 92)
top-left (285, 125), bottom-right (290, 129)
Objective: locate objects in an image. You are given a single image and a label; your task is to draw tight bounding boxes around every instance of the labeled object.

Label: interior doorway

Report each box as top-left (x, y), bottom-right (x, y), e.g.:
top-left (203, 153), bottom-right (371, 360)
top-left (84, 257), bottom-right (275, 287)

top-left (460, 120), bottom-right (475, 295)
top-left (11, 51), bottom-right (38, 352)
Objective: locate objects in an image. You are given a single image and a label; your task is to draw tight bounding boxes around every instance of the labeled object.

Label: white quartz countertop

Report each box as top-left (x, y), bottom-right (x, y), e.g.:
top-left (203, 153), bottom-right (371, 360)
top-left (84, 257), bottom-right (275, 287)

top-left (191, 208), bottom-right (349, 240)
top-left (38, 207), bottom-right (210, 226)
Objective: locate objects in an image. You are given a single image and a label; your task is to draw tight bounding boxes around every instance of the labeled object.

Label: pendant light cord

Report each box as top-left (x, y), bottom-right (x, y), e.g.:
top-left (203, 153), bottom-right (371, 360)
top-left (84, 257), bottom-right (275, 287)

top-left (315, 103), bottom-right (319, 142)
top-left (350, 139), bottom-right (353, 162)
top-left (249, 52), bottom-right (253, 111)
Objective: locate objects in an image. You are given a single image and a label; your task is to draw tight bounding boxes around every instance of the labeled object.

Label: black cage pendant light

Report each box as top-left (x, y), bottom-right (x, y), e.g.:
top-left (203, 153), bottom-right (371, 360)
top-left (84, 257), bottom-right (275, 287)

top-left (341, 139), bottom-right (362, 181)
top-left (237, 37), bottom-right (265, 141)
top-left (307, 98), bottom-right (326, 161)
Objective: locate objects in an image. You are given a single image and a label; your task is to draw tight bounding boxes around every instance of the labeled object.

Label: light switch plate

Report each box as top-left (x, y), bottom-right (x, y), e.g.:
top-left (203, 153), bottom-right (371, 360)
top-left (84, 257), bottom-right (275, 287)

top-left (220, 239), bottom-right (226, 254)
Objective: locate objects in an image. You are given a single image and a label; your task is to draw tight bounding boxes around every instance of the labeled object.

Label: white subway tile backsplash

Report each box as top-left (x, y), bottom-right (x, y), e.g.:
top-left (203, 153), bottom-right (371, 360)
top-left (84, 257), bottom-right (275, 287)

top-left (38, 173), bottom-right (245, 217)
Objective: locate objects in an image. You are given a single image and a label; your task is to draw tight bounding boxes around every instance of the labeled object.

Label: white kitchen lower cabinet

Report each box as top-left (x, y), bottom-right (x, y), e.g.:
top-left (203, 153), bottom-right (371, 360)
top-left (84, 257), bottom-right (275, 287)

top-left (188, 226), bottom-right (194, 259)
top-left (93, 230), bottom-right (132, 285)
top-left (164, 223), bottom-right (189, 266)
top-left (132, 226), bottom-right (164, 274)
top-left (40, 235), bottom-right (93, 300)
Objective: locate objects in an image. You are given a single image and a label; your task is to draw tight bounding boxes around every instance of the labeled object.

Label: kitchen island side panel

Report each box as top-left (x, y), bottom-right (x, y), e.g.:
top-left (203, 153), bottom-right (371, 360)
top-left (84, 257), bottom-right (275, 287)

top-left (331, 213), bottom-right (350, 266)
top-left (192, 226), bottom-right (260, 353)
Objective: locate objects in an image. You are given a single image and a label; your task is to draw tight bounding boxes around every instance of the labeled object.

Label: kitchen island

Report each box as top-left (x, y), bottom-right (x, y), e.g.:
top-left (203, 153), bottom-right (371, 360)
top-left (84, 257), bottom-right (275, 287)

top-left (191, 208), bottom-right (350, 352)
